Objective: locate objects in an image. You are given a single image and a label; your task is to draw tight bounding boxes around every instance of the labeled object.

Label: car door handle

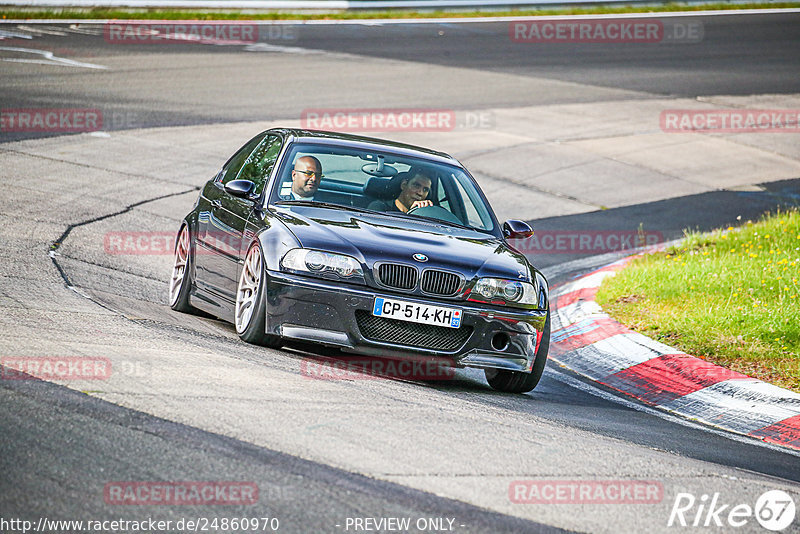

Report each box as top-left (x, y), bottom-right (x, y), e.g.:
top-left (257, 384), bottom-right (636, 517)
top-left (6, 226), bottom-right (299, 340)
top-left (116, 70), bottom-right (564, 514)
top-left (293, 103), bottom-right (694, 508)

top-left (212, 199), bottom-right (222, 208)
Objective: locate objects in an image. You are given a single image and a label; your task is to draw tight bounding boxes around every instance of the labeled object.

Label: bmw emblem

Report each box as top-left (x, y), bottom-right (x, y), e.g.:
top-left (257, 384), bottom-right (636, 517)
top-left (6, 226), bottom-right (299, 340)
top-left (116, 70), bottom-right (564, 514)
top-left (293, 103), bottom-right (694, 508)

top-left (412, 253), bottom-right (428, 262)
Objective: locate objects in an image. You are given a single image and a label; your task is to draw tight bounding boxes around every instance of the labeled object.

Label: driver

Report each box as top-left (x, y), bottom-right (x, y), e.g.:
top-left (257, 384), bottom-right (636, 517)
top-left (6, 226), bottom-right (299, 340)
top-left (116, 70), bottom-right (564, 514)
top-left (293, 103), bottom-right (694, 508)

top-left (283, 156), bottom-right (323, 200)
top-left (370, 170), bottom-right (433, 213)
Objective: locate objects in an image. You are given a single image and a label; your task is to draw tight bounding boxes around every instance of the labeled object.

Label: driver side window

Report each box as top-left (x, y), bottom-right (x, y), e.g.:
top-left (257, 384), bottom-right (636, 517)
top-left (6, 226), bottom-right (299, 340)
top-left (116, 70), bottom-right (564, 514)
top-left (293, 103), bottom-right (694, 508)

top-left (218, 134), bottom-right (265, 185)
top-left (237, 135), bottom-right (282, 195)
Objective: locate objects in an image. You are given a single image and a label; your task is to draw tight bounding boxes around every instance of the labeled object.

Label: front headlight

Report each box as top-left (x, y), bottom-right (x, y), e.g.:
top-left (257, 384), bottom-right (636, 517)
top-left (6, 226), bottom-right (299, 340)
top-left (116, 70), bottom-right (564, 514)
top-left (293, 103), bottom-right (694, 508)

top-left (468, 277), bottom-right (539, 309)
top-left (281, 248), bottom-right (365, 283)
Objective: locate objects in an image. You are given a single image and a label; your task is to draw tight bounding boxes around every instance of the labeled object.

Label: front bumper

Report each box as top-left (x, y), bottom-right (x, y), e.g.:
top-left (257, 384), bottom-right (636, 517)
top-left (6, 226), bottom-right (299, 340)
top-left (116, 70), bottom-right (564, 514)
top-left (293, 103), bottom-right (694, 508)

top-left (265, 271), bottom-right (547, 373)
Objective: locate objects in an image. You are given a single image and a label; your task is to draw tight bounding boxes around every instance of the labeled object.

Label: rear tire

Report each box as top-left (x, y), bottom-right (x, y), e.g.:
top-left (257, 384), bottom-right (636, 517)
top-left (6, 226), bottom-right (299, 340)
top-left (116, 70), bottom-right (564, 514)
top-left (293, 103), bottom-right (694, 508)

top-left (169, 224), bottom-right (197, 313)
top-left (485, 311), bottom-right (550, 394)
top-left (235, 242), bottom-right (282, 348)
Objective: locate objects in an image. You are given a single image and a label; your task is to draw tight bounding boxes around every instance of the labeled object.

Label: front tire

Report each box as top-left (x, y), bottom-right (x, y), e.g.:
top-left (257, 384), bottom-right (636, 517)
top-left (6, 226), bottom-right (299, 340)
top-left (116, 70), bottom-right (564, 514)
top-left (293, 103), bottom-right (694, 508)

top-left (485, 311), bottom-right (550, 394)
top-left (169, 224), bottom-right (197, 313)
top-left (235, 242), bottom-right (281, 348)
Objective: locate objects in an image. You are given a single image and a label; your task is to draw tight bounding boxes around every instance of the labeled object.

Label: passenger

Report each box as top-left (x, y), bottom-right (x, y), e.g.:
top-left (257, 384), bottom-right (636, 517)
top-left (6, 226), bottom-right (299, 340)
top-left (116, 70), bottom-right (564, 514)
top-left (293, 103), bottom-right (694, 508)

top-left (369, 170), bottom-right (434, 213)
top-left (283, 156), bottom-right (323, 201)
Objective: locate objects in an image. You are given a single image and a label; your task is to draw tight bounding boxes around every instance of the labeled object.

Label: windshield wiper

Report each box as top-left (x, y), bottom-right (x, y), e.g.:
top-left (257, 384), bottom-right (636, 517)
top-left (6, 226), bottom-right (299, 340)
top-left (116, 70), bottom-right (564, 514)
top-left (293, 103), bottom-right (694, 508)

top-left (412, 214), bottom-right (483, 232)
top-left (275, 200), bottom-right (375, 214)
top-left (275, 200), bottom-right (492, 234)
top-left (381, 210), bottom-right (490, 234)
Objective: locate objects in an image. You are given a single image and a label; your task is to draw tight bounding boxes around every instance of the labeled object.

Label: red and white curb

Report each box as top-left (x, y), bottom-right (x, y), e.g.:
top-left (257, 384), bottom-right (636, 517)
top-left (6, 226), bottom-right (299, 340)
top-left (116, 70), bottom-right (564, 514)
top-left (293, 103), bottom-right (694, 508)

top-left (549, 255), bottom-right (800, 452)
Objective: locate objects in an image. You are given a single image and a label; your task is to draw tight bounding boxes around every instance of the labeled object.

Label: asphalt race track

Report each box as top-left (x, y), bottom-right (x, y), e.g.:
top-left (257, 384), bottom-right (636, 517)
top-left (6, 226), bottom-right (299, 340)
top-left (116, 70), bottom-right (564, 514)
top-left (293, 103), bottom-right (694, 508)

top-left (1, 11), bottom-right (800, 534)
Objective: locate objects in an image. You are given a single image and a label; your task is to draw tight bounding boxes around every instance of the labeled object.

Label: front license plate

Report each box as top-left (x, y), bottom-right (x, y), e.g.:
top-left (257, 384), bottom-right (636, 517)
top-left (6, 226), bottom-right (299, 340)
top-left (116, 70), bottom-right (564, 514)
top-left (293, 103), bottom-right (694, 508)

top-left (372, 297), bottom-right (462, 329)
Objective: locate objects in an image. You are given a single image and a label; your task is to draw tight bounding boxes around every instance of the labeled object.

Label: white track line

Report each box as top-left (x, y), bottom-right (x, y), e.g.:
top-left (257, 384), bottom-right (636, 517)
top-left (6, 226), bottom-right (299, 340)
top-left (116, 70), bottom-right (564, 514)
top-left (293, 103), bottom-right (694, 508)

top-left (0, 29), bottom-right (33, 39)
top-left (0, 46), bottom-right (107, 69)
top-left (1, 8), bottom-right (799, 25)
top-left (16, 24), bottom-right (69, 36)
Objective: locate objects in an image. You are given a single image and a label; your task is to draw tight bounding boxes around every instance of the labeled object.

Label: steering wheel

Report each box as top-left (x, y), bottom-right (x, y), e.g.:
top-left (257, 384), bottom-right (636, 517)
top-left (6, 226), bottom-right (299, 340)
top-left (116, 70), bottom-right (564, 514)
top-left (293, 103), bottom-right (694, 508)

top-left (406, 205), bottom-right (463, 225)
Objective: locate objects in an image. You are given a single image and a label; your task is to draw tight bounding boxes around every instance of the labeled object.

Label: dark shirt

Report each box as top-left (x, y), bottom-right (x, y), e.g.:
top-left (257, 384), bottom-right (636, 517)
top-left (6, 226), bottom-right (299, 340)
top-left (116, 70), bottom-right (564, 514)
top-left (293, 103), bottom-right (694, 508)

top-left (368, 199), bottom-right (402, 212)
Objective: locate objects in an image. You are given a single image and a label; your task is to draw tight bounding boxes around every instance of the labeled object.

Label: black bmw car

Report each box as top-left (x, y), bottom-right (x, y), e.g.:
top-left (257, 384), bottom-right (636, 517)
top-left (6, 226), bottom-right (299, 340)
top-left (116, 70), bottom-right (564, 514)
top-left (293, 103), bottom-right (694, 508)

top-left (169, 129), bottom-right (550, 393)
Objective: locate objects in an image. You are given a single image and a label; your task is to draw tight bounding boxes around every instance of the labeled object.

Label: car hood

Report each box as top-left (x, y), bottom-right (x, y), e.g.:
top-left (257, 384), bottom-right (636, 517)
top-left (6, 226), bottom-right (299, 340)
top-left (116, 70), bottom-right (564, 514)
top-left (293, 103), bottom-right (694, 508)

top-left (272, 204), bottom-right (535, 281)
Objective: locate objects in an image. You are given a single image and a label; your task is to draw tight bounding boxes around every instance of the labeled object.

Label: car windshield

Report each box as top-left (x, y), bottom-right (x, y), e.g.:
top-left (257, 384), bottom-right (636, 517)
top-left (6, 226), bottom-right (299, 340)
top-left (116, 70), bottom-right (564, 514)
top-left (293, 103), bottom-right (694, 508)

top-left (270, 142), bottom-right (496, 233)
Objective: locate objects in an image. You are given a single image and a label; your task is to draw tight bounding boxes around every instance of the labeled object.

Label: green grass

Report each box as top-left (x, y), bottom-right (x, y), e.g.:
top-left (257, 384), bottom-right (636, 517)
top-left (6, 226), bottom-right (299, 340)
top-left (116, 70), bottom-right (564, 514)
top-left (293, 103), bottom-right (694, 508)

top-left (2, 2), bottom-right (800, 20)
top-left (596, 210), bottom-right (800, 393)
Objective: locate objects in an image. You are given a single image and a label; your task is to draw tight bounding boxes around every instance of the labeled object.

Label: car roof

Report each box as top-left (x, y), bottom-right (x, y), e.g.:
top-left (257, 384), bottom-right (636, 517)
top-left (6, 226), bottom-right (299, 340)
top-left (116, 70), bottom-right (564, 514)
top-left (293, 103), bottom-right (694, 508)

top-left (265, 128), bottom-right (461, 167)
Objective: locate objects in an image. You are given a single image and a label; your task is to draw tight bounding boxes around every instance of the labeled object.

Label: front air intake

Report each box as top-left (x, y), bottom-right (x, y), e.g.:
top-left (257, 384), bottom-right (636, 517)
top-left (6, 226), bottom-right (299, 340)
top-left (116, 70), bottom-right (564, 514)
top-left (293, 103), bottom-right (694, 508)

top-left (421, 270), bottom-right (461, 296)
top-left (375, 263), bottom-right (418, 290)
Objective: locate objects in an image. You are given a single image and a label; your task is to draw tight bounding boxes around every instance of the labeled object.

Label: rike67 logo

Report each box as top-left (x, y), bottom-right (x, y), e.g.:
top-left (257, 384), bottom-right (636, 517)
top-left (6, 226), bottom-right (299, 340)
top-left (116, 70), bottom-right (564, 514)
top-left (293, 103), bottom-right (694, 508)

top-left (668, 490), bottom-right (796, 531)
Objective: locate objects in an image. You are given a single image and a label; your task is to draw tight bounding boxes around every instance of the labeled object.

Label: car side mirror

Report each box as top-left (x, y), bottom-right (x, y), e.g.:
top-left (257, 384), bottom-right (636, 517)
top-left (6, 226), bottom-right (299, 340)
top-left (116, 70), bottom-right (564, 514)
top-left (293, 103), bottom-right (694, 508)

top-left (224, 179), bottom-right (257, 201)
top-left (503, 220), bottom-right (533, 239)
